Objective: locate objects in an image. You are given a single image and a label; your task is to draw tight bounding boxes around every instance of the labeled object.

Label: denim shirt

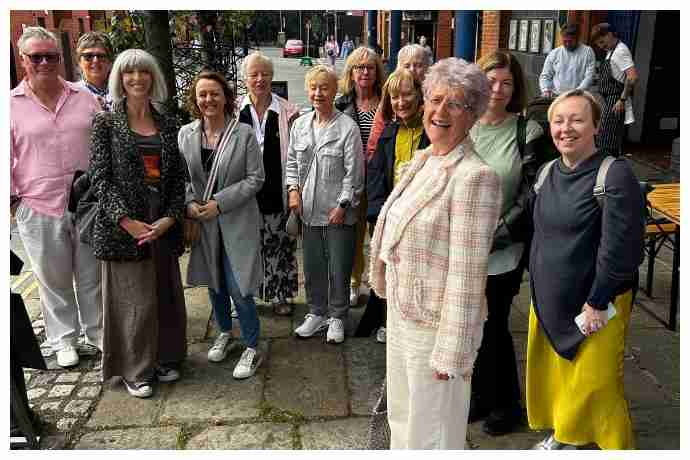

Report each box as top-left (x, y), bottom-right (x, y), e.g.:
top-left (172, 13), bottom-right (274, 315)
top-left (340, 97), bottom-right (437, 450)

top-left (285, 110), bottom-right (364, 226)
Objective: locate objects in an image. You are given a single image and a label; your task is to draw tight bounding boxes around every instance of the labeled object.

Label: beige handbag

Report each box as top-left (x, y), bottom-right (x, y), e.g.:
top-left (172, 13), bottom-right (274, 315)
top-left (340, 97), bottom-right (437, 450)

top-left (285, 130), bottom-right (317, 238)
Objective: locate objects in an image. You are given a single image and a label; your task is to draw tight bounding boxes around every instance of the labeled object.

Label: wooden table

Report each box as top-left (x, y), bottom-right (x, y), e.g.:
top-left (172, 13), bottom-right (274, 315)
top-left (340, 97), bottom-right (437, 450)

top-left (646, 183), bottom-right (680, 331)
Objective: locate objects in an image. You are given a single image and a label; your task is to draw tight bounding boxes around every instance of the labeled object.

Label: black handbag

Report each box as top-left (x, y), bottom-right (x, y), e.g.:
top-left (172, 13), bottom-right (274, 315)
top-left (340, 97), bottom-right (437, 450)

top-left (366, 379), bottom-right (390, 449)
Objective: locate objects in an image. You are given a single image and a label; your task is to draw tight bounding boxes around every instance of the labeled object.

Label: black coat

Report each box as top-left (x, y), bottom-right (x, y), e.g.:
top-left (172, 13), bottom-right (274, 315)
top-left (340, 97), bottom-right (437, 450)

top-left (10, 251), bottom-right (46, 371)
top-left (88, 101), bottom-right (186, 261)
top-left (366, 121), bottom-right (430, 224)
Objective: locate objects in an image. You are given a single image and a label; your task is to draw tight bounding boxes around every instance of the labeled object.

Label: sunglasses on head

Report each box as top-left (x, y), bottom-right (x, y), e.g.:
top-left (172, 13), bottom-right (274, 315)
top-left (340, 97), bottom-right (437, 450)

top-left (25, 53), bottom-right (60, 64)
top-left (81, 52), bottom-right (109, 62)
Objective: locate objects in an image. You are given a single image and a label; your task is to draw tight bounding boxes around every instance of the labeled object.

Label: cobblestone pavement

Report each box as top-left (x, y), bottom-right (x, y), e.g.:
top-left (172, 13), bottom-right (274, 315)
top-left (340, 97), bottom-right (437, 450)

top-left (13, 162), bottom-right (679, 450)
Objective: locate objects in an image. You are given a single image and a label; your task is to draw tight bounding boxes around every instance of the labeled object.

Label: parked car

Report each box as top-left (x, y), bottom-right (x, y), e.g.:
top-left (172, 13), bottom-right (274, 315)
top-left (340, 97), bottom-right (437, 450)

top-left (283, 39), bottom-right (304, 58)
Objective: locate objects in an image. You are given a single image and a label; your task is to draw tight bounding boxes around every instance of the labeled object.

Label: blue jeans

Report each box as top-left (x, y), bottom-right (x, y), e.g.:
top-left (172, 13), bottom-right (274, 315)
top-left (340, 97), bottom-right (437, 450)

top-left (208, 245), bottom-right (260, 349)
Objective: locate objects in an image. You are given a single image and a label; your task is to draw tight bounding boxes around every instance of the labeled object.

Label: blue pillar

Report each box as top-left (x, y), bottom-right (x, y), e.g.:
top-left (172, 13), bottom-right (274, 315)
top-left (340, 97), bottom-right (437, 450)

top-left (389, 11), bottom-right (402, 72)
top-left (455, 11), bottom-right (478, 62)
top-left (368, 11), bottom-right (378, 49)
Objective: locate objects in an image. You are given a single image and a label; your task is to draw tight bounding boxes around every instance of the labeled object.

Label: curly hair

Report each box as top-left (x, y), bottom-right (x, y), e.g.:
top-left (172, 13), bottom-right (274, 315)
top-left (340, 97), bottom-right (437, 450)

top-left (185, 70), bottom-right (236, 120)
top-left (423, 57), bottom-right (490, 120)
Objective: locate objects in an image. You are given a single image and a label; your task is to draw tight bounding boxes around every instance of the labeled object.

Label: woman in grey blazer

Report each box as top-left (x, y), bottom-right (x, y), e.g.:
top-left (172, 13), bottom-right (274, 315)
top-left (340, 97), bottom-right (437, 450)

top-left (178, 71), bottom-right (266, 380)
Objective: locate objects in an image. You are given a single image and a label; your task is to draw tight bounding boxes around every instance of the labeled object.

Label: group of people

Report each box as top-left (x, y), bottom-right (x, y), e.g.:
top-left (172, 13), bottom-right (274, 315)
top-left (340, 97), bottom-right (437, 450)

top-left (11, 24), bottom-right (644, 451)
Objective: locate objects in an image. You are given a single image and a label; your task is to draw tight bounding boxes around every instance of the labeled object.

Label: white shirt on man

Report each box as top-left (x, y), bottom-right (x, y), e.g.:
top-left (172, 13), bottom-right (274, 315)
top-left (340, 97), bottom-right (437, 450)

top-left (606, 41), bottom-right (636, 124)
top-left (539, 44), bottom-right (596, 95)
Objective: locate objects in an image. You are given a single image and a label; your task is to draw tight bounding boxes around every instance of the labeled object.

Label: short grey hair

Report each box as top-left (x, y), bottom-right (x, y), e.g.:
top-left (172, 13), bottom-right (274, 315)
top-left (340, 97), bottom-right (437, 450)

top-left (398, 44), bottom-right (431, 67)
top-left (17, 26), bottom-right (58, 54)
top-left (242, 52), bottom-right (274, 79)
top-left (423, 57), bottom-right (490, 119)
top-left (76, 31), bottom-right (113, 59)
top-left (108, 49), bottom-right (168, 105)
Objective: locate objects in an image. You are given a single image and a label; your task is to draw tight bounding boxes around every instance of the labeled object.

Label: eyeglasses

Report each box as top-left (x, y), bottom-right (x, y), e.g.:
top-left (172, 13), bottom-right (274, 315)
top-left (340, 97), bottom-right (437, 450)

top-left (81, 52), bottom-right (109, 62)
top-left (353, 64), bottom-right (376, 73)
top-left (427, 96), bottom-right (473, 115)
top-left (24, 53), bottom-right (60, 64)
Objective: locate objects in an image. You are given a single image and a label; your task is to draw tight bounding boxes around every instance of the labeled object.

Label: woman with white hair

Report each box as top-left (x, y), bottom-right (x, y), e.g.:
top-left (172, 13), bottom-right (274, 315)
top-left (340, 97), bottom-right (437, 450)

top-left (368, 57), bottom-right (501, 449)
top-left (89, 49), bottom-right (187, 398)
top-left (238, 52), bottom-right (300, 317)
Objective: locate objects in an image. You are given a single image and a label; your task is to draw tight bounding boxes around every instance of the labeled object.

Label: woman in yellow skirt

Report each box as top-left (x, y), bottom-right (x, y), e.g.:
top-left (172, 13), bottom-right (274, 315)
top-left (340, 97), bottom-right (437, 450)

top-left (525, 90), bottom-right (644, 450)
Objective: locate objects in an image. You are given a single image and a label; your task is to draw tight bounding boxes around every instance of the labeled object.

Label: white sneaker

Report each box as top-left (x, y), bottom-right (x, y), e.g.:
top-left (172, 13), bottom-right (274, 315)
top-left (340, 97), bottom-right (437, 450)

top-left (326, 317), bottom-right (345, 344)
top-left (350, 287), bottom-right (359, 306)
top-left (233, 348), bottom-right (263, 379)
top-left (123, 379), bottom-right (153, 398)
top-left (376, 326), bottom-right (386, 343)
top-left (532, 434), bottom-right (575, 450)
top-left (208, 332), bottom-right (232, 362)
top-left (56, 345), bottom-right (79, 367)
top-left (294, 314), bottom-right (328, 338)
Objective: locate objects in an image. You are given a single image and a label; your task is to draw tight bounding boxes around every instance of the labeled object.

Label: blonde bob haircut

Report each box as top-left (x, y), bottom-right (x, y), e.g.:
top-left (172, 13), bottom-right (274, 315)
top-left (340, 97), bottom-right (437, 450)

top-left (379, 69), bottom-right (422, 122)
top-left (547, 89), bottom-right (602, 129)
top-left (241, 52), bottom-right (274, 79)
top-left (304, 64), bottom-right (338, 92)
top-left (338, 47), bottom-right (386, 97)
top-left (109, 49), bottom-right (168, 106)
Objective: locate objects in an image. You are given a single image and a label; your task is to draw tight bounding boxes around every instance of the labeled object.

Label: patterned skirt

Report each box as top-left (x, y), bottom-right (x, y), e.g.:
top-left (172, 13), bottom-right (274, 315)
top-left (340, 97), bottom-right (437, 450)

top-left (258, 211), bottom-right (299, 303)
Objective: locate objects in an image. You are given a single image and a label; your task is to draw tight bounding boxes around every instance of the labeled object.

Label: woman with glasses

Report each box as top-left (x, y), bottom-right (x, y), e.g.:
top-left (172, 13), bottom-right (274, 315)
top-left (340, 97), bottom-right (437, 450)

top-left (368, 58), bottom-right (500, 449)
top-left (89, 49), bottom-right (187, 398)
top-left (76, 31), bottom-right (114, 111)
top-left (238, 52), bottom-right (300, 317)
top-left (335, 47), bottom-right (385, 308)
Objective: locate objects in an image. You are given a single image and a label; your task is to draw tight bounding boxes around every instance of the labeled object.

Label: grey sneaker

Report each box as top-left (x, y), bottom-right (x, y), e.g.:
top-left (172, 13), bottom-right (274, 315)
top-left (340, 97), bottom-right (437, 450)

top-left (326, 317), bottom-right (345, 344)
top-left (375, 326), bottom-right (386, 343)
top-left (232, 348), bottom-right (263, 379)
top-left (76, 339), bottom-right (100, 356)
top-left (208, 332), bottom-right (232, 362)
top-left (294, 314), bottom-right (328, 338)
top-left (123, 379), bottom-right (153, 398)
top-left (155, 366), bottom-right (180, 383)
top-left (532, 434), bottom-right (576, 450)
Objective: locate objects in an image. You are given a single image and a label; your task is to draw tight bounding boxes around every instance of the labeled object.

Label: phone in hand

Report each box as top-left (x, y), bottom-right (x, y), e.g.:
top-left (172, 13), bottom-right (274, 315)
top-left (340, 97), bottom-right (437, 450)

top-left (575, 303), bottom-right (617, 335)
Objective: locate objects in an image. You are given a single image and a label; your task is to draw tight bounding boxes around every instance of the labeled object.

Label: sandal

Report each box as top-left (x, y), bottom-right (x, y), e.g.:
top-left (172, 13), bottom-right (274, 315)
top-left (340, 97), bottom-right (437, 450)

top-left (272, 303), bottom-right (294, 316)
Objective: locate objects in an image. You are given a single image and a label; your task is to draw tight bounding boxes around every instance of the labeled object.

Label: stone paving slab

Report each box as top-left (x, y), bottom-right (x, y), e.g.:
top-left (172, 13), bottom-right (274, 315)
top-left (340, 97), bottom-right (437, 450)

top-left (86, 378), bottom-right (169, 428)
top-left (75, 427), bottom-right (181, 449)
top-left (468, 422), bottom-right (546, 449)
top-left (184, 287), bottom-right (214, 341)
top-left (264, 337), bottom-right (348, 418)
top-left (160, 342), bottom-right (265, 424)
top-left (344, 338), bottom-right (386, 416)
top-left (299, 417), bottom-right (369, 449)
top-left (627, 328), bottom-right (680, 403)
top-left (185, 423), bottom-right (294, 449)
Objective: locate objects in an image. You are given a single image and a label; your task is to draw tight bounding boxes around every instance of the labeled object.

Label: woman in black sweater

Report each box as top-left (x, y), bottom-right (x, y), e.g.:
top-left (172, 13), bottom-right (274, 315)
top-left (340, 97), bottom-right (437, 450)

top-left (526, 89), bottom-right (643, 450)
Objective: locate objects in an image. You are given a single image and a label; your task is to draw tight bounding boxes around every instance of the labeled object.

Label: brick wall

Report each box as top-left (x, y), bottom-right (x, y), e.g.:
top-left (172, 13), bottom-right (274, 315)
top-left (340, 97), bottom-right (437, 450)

top-left (436, 11), bottom-right (453, 59)
top-left (479, 10), bottom-right (502, 59)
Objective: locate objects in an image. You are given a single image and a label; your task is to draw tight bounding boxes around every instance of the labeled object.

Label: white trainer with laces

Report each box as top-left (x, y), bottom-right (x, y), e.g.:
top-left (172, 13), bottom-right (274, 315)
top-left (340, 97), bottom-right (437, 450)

top-left (208, 332), bottom-right (232, 362)
top-left (376, 326), bottom-right (386, 343)
top-left (326, 317), bottom-right (345, 344)
top-left (233, 348), bottom-right (263, 379)
top-left (294, 314), bottom-right (328, 338)
top-left (56, 345), bottom-right (79, 367)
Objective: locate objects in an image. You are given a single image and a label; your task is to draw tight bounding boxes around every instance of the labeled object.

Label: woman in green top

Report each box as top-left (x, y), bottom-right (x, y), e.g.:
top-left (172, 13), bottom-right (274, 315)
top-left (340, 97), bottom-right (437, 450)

top-left (468, 50), bottom-right (543, 435)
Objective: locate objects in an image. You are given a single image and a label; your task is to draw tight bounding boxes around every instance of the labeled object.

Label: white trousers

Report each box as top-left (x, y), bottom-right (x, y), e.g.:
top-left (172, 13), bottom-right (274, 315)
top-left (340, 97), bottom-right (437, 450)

top-left (386, 304), bottom-right (471, 449)
top-left (15, 202), bottom-right (103, 351)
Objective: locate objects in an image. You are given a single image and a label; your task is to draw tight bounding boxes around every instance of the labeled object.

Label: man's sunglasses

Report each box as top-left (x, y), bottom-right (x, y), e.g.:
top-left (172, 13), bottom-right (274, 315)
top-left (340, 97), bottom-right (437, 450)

top-left (81, 53), bottom-right (109, 62)
top-left (25, 53), bottom-right (61, 64)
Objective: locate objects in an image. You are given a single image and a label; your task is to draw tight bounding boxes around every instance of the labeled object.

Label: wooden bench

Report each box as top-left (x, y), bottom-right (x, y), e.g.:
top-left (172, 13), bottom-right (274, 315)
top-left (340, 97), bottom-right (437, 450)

top-left (642, 220), bottom-right (678, 298)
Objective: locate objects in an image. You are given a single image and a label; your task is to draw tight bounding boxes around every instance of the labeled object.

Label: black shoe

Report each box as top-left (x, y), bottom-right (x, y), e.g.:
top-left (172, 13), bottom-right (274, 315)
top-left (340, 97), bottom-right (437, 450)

top-left (468, 399), bottom-right (492, 423)
top-left (482, 407), bottom-right (524, 436)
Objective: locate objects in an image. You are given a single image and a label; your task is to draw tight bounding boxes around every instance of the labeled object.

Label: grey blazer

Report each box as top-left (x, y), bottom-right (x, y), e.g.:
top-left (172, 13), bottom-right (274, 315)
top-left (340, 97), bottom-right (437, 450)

top-left (178, 119), bottom-right (265, 297)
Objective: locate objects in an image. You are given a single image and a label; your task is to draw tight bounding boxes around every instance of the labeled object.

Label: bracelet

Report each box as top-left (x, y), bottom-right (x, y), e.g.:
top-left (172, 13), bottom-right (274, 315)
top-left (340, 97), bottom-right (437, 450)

top-left (287, 185), bottom-right (299, 193)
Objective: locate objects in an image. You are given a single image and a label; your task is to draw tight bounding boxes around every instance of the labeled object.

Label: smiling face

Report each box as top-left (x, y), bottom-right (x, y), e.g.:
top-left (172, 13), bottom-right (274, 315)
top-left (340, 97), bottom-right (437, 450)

top-left (121, 67), bottom-right (152, 102)
top-left (549, 96), bottom-right (598, 161)
top-left (195, 78), bottom-right (227, 121)
top-left (485, 67), bottom-right (514, 114)
top-left (21, 37), bottom-right (60, 87)
top-left (307, 72), bottom-right (337, 114)
top-left (423, 85), bottom-right (475, 154)
top-left (79, 46), bottom-right (111, 88)
top-left (390, 79), bottom-right (420, 124)
top-left (245, 58), bottom-right (273, 101)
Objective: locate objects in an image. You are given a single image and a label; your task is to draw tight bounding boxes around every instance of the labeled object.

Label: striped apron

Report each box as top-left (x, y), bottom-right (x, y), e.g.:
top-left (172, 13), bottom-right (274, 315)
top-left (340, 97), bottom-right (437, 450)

top-left (596, 41), bottom-right (626, 157)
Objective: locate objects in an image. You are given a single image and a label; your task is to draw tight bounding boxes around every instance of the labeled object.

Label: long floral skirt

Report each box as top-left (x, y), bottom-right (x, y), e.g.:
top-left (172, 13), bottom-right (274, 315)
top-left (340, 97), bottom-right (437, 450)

top-left (258, 211), bottom-right (298, 303)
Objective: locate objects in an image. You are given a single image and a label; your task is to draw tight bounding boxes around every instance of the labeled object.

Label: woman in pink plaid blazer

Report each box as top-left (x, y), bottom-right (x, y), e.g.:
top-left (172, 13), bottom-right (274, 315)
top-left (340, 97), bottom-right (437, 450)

top-left (369, 58), bottom-right (501, 449)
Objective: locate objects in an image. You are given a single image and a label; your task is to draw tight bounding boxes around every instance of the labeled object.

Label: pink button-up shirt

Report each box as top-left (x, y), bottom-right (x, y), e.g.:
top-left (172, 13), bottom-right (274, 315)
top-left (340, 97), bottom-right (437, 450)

top-left (11, 78), bottom-right (101, 217)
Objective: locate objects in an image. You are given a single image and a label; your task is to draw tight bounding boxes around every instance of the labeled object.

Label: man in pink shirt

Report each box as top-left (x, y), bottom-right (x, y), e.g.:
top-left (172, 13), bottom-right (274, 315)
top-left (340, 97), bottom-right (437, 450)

top-left (11, 27), bottom-right (103, 368)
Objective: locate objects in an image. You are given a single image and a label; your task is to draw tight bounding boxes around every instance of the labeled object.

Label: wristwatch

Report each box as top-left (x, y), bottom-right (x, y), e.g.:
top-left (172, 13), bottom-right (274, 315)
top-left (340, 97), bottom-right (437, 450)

top-left (339, 200), bottom-right (351, 209)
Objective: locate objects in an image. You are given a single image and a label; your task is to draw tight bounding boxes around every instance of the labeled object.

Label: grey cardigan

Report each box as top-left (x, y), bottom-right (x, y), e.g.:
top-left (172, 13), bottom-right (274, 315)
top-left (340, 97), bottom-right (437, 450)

top-left (178, 119), bottom-right (265, 296)
top-left (285, 110), bottom-right (365, 226)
